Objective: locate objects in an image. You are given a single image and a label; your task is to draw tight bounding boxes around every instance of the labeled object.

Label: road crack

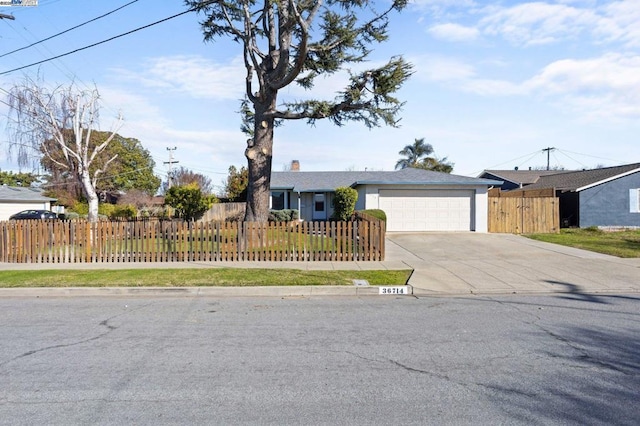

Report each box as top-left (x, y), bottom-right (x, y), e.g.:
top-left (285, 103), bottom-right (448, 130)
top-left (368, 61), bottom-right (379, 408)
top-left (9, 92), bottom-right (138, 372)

top-left (0, 303), bottom-right (152, 368)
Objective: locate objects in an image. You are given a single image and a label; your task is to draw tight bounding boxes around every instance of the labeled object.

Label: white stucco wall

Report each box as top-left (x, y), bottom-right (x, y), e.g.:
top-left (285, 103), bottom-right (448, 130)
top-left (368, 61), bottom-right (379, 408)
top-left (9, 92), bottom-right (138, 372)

top-left (473, 186), bottom-right (489, 233)
top-left (0, 201), bottom-right (52, 221)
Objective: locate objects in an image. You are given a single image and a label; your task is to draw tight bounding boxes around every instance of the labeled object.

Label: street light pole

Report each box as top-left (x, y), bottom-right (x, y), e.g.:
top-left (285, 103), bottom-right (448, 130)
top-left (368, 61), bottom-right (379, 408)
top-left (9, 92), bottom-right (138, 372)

top-left (0, 13), bottom-right (15, 20)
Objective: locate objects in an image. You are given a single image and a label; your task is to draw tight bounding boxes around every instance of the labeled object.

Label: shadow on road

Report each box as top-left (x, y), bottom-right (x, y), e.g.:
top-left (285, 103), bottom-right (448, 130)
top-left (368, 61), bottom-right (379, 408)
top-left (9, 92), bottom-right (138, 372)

top-left (546, 280), bottom-right (615, 304)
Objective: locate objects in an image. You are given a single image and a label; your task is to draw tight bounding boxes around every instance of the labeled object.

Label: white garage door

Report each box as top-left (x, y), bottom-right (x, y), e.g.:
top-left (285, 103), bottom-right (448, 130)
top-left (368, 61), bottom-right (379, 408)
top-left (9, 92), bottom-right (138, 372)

top-left (379, 189), bottom-right (474, 232)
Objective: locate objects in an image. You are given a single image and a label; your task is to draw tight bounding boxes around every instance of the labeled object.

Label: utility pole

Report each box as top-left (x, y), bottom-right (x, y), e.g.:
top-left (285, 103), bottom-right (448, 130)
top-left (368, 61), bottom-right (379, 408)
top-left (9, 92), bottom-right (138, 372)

top-left (164, 147), bottom-right (179, 188)
top-left (542, 147), bottom-right (555, 171)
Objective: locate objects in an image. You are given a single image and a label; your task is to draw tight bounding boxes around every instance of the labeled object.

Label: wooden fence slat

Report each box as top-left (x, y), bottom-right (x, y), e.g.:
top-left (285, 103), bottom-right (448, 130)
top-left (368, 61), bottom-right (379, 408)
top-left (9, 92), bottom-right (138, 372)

top-left (0, 217), bottom-right (386, 263)
top-left (489, 196), bottom-right (559, 234)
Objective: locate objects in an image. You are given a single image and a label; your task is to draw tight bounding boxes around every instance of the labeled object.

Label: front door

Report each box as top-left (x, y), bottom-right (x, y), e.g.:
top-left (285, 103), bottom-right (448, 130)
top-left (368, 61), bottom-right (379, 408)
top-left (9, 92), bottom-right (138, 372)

top-left (312, 193), bottom-right (326, 220)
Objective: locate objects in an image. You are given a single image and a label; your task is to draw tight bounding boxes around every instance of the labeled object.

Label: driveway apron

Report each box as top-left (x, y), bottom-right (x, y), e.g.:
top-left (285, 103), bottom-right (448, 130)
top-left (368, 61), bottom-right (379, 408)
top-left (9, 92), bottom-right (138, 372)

top-left (386, 233), bottom-right (640, 296)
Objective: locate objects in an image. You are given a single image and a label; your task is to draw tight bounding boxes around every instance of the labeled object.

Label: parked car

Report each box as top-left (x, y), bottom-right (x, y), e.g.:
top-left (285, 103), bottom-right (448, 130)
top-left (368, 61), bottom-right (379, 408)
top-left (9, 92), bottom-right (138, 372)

top-left (9, 209), bottom-right (59, 220)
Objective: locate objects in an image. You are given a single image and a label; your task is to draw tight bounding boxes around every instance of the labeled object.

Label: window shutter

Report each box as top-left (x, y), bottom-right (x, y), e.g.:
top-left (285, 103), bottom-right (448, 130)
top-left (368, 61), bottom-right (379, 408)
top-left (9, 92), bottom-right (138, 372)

top-left (631, 189), bottom-right (640, 213)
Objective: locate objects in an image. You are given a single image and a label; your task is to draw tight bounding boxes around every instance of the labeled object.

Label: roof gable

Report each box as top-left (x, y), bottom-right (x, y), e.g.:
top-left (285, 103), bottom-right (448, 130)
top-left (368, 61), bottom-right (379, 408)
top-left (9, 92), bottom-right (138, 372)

top-left (271, 168), bottom-right (501, 192)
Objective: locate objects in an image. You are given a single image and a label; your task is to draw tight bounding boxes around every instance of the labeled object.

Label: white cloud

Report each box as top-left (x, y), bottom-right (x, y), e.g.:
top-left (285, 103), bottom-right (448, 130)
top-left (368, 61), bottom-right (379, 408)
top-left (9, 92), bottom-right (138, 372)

top-left (479, 0), bottom-right (640, 48)
top-left (412, 55), bottom-right (524, 95)
top-left (479, 2), bottom-right (599, 46)
top-left (598, 0), bottom-right (640, 47)
top-left (428, 23), bottom-right (479, 41)
top-left (412, 55), bottom-right (476, 82)
top-left (524, 53), bottom-right (640, 117)
top-left (111, 55), bottom-right (246, 101)
top-left (411, 0), bottom-right (478, 18)
top-left (461, 78), bottom-right (525, 96)
top-left (418, 1), bottom-right (640, 48)
top-left (414, 50), bottom-right (640, 118)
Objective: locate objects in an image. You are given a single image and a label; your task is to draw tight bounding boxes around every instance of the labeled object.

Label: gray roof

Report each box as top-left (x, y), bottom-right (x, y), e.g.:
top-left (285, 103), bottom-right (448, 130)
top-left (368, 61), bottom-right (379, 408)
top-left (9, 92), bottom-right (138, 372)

top-left (523, 163), bottom-right (640, 191)
top-left (271, 168), bottom-right (501, 192)
top-left (0, 186), bottom-right (57, 202)
top-left (479, 169), bottom-right (569, 185)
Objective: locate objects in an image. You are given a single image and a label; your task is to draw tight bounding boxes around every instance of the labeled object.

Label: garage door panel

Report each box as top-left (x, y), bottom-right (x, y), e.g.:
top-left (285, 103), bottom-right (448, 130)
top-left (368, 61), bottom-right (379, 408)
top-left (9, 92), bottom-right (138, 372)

top-left (379, 189), bottom-right (473, 232)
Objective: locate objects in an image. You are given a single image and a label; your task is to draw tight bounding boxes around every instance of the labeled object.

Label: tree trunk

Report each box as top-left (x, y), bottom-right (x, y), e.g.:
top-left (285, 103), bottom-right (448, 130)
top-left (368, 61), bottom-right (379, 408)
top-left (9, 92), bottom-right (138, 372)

top-left (79, 168), bottom-right (100, 223)
top-left (244, 96), bottom-right (275, 222)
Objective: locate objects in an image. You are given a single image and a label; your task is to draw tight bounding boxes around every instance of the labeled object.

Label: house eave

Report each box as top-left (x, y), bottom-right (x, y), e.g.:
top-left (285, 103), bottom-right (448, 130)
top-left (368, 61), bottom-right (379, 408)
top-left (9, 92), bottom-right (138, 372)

top-left (575, 168), bottom-right (640, 192)
top-left (351, 179), bottom-right (503, 187)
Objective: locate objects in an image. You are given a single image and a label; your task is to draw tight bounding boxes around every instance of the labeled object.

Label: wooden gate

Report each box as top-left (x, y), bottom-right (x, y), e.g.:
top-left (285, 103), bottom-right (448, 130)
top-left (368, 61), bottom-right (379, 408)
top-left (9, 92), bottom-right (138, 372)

top-left (488, 188), bottom-right (559, 234)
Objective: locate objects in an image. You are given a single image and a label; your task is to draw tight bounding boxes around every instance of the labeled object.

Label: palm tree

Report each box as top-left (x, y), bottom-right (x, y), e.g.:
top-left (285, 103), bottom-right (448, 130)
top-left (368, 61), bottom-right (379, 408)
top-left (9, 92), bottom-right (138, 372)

top-left (395, 138), bottom-right (434, 170)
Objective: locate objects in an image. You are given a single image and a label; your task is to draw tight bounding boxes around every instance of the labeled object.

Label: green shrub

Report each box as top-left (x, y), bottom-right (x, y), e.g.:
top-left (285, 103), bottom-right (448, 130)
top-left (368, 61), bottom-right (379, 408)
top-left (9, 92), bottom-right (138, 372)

top-left (164, 183), bottom-right (216, 221)
top-left (356, 209), bottom-right (387, 222)
top-left (333, 187), bottom-right (358, 221)
top-left (71, 201), bottom-right (89, 215)
top-left (64, 211), bottom-right (80, 220)
top-left (269, 209), bottom-right (299, 222)
top-left (99, 203), bottom-right (116, 218)
top-left (112, 204), bottom-right (138, 220)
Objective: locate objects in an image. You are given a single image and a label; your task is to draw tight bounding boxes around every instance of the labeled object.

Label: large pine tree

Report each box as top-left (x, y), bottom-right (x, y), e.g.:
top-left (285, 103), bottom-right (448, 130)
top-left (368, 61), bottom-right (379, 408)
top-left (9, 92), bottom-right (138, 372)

top-left (187, 0), bottom-right (412, 221)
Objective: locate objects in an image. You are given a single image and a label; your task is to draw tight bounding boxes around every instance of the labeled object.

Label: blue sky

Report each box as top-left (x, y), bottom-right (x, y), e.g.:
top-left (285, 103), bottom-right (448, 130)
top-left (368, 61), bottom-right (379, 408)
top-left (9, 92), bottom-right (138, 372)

top-left (1, 0), bottom-right (639, 194)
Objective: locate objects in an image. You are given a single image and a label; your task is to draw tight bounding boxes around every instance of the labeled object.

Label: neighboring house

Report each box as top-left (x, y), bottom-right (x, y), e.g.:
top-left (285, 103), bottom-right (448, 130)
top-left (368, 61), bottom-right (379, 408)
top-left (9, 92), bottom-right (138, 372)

top-left (270, 168), bottom-right (502, 232)
top-left (0, 186), bottom-right (57, 221)
top-left (522, 163), bottom-right (640, 228)
top-left (478, 169), bottom-right (569, 190)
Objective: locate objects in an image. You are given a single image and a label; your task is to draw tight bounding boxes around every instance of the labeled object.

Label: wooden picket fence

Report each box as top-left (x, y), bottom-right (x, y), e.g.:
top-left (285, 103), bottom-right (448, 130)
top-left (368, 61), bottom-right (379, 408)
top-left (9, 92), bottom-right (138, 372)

top-left (488, 188), bottom-right (559, 234)
top-left (0, 219), bottom-right (385, 263)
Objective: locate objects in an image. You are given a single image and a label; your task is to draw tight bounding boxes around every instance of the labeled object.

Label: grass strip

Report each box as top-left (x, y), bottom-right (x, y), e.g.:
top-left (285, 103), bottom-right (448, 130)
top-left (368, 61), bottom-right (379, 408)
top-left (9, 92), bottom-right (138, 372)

top-left (526, 228), bottom-right (640, 258)
top-left (0, 268), bottom-right (412, 288)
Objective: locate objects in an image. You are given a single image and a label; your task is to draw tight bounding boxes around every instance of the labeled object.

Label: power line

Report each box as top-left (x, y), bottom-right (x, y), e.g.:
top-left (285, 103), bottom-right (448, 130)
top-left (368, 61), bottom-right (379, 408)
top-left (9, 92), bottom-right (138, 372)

top-left (0, 0), bottom-right (140, 59)
top-left (0, 5), bottom-right (198, 76)
top-left (39, 164), bottom-right (160, 188)
top-left (558, 149), bottom-right (625, 165)
top-left (0, 4), bottom-right (163, 119)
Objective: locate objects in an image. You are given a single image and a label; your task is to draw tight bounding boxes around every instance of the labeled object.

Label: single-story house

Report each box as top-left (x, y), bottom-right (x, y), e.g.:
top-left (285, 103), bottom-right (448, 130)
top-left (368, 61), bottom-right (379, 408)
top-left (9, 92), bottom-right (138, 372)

top-left (478, 169), bottom-right (570, 190)
top-left (521, 163), bottom-right (640, 228)
top-left (270, 167), bottom-right (502, 232)
top-left (0, 186), bottom-right (57, 221)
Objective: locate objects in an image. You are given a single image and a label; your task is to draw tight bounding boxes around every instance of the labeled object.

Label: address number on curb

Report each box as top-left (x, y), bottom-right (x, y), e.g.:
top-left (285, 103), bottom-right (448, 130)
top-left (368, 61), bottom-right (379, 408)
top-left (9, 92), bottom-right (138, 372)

top-left (379, 286), bottom-right (410, 295)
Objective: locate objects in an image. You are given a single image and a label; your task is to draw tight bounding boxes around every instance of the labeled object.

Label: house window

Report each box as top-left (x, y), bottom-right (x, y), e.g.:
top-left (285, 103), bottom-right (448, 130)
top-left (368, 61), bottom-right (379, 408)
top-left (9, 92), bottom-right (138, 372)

top-left (314, 193), bottom-right (325, 212)
top-left (631, 189), bottom-right (640, 213)
top-left (272, 191), bottom-right (285, 210)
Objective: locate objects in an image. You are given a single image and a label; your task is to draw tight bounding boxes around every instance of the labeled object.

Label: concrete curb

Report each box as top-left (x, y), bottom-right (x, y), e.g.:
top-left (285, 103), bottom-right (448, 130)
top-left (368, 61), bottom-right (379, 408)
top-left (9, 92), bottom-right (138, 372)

top-left (2, 285), bottom-right (635, 298)
top-left (0, 285), bottom-right (396, 298)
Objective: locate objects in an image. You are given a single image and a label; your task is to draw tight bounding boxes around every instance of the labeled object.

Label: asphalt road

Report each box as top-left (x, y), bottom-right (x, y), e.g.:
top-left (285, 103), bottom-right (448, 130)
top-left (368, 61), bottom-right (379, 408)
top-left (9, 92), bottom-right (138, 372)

top-left (1, 294), bottom-right (639, 425)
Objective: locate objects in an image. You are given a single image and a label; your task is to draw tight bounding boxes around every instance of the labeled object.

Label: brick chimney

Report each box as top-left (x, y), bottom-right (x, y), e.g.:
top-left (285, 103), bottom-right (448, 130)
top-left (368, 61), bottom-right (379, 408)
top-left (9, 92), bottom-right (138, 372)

top-left (291, 160), bottom-right (300, 171)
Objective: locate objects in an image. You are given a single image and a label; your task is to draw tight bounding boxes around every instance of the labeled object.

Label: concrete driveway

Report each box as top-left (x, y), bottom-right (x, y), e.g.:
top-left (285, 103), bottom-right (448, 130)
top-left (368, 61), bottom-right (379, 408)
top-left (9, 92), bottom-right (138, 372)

top-left (386, 233), bottom-right (640, 296)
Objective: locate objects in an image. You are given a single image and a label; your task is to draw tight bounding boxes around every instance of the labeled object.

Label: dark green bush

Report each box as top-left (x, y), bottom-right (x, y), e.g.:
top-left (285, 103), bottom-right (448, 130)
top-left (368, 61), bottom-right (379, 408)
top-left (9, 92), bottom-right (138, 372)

top-left (269, 209), bottom-right (299, 222)
top-left (356, 209), bottom-right (387, 222)
top-left (333, 187), bottom-right (358, 221)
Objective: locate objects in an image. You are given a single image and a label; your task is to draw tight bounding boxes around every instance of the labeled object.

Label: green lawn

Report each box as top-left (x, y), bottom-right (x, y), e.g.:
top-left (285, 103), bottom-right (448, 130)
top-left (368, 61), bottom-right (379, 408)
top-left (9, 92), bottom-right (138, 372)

top-left (526, 228), bottom-right (640, 258)
top-left (0, 268), bottom-right (412, 288)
